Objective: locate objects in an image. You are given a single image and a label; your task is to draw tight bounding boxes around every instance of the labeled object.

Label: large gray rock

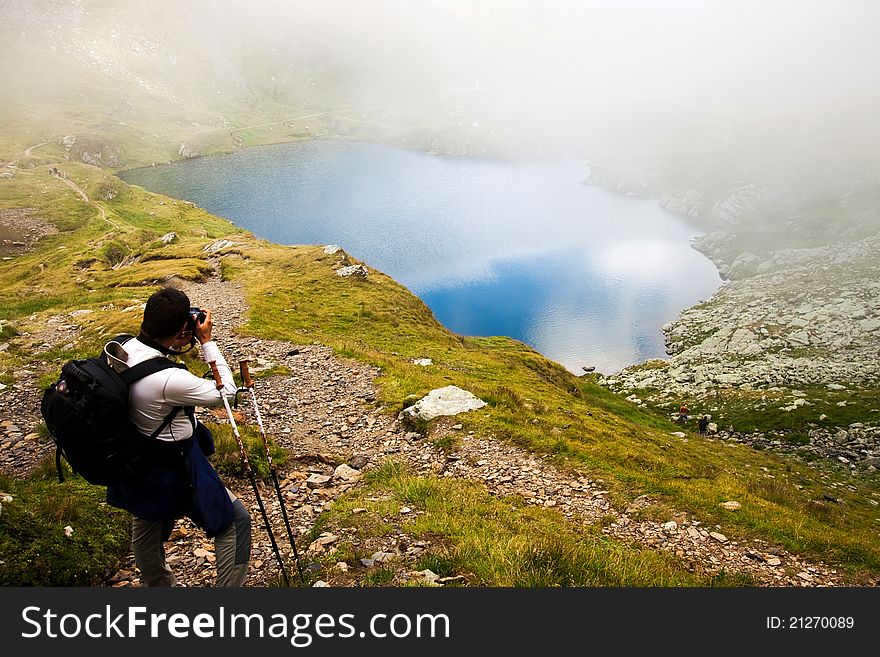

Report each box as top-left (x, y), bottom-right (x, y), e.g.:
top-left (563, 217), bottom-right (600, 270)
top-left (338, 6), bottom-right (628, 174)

top-left (178, 142), bottom-right (203, 159)
top-left (403, 386), bottom-right (487, 421)
top-left (336, 264), bottom-right (368, 278)
top-left (203, 239), bottom-right (236, 253)
top-left (333, 464), bottom-right (362, 482)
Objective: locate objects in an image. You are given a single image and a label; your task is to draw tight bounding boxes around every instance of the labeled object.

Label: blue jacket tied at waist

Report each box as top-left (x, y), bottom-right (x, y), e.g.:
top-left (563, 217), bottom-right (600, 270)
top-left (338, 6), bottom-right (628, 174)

top-left (107, 423), bottom-right (234, 537)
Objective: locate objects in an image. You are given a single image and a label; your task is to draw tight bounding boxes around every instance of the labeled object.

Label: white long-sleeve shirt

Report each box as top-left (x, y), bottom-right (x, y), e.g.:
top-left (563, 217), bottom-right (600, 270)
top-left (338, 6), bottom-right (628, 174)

top-left (125, 337), bottom-right (237, 442)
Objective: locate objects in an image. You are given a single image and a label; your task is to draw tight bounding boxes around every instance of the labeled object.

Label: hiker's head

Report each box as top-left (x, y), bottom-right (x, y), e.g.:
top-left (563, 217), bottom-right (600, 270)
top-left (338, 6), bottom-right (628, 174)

top-left (142, 288), bottom-right (191, 340)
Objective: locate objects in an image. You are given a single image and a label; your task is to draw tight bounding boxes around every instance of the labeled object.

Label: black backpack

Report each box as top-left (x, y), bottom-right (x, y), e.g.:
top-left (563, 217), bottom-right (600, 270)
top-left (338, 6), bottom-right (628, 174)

top-left (40, 337), bottom-right (189, 485)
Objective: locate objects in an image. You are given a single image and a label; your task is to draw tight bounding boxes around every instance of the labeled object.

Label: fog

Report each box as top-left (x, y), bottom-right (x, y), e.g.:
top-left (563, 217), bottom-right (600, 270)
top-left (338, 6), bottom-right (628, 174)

top-left (4, 0), bottom-right (880, 209)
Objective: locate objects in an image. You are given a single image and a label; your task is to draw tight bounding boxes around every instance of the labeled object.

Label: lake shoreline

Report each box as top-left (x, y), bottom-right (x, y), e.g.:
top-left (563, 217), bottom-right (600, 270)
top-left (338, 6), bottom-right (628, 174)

top-left (120, 139), bottom-right (721, 377)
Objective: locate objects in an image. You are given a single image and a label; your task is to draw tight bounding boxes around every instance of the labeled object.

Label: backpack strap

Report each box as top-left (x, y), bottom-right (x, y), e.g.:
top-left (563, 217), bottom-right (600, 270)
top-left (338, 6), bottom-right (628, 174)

top-left (122, 358), bottom-right (195, 441)
top-left (120, 357), bottom-right (186, 384)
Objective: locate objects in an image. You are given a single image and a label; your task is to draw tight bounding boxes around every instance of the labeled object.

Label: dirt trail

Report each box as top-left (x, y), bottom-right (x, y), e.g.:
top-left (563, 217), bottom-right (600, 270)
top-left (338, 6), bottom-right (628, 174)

top-left (53, 173), bottom-right (121, 229)
top-left (24, 141), bottom-right (49, 157)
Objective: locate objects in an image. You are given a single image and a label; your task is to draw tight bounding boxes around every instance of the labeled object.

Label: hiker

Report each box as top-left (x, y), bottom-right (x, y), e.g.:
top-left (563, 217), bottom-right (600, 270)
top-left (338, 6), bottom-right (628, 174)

top-left (677, 403), bottom-right (690, 424)
top-left (106, 287), bottom-right (251, 587)
top-left (698, 414), bottom-right (709, 435)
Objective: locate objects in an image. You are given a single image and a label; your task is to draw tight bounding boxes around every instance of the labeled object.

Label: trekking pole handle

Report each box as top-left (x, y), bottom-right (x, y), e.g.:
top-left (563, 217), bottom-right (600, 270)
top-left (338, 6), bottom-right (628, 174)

top-left (239, 360), bottom-right (253, 388)
top-left (208, 360), bottom-right (223, 390)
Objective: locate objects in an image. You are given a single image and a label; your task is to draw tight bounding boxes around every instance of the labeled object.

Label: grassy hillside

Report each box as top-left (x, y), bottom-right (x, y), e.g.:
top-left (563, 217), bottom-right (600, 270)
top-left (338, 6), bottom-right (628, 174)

top-left (1, 149), bottom-right (879, 585)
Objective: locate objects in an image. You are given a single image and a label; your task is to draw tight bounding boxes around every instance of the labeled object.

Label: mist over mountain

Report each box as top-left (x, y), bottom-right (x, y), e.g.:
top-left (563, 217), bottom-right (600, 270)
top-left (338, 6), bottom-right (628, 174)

top-left (3, 0), bottom-right (879, 256)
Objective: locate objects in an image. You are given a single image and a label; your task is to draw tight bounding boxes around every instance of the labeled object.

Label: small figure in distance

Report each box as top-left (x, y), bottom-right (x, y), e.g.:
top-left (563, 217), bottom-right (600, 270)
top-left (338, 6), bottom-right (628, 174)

top-left (677, 402), bottom-right (690, 425)
top-left (698, 414), bottom-right (709, 436)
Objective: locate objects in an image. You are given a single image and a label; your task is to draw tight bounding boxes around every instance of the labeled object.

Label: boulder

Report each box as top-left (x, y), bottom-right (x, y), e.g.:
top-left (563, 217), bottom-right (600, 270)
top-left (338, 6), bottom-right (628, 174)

top-left (333, 464), bottom-right (362, 483)
top-left (203, 239), bottom-right (236, 253)
top-left (335, 264), bottom-right (368, 278)
top-left (178, 142), bottom-right (203, 159)
top-left (403, 386), bottom-right (487, 421)
top-left (306, 474), bottom-right (332, 488)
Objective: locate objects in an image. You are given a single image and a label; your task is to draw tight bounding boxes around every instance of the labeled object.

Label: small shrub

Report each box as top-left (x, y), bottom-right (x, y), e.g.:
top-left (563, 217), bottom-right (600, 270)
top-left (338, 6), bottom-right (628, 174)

top-left (99, 239), bottom-right (131, 267)
top-left (748, 478), bottom-right (799, 506)
top-left (805, 500), bottom-right (838, 521)
top-left (208, 422), bottom-right (286, 480)
top-left (416, 553), bottom-right (456, 578)
top-left (361, 567), bottom-right (395, 586)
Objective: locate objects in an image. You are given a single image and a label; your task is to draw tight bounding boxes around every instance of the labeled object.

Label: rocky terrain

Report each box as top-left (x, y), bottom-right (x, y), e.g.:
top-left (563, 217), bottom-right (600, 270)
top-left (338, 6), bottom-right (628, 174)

top-left (0, 208), bottom-right (59, 256)
top-left (600, 229), bottom-right (880, 468)
top-left (605, 234), bottom-right (880, 391)
top-left (1, 261), bottom-right (866, 588)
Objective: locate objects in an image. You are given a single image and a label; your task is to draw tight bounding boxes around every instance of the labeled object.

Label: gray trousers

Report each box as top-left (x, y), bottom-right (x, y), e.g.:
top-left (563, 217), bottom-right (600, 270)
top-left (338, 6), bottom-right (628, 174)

top-left (131, 489), bottom-right (251, 587)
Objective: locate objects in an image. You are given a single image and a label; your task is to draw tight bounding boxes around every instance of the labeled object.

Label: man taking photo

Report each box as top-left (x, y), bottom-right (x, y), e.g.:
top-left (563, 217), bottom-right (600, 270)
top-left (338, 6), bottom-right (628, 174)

top-left (107, 287), bottom-right (251, 587)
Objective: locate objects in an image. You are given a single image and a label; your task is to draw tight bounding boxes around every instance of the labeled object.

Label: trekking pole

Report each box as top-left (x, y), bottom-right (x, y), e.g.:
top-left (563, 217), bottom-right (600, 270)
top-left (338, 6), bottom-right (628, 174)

top-left (208, 361), bottom-right (290, 587)
top-left (239, 360), bottom-right (306, 585)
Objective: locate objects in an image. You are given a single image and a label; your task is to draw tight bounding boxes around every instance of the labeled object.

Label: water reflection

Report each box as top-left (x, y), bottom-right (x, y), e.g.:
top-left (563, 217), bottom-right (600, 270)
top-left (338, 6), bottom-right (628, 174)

top-left (120, 140), bottom-right (720, 374)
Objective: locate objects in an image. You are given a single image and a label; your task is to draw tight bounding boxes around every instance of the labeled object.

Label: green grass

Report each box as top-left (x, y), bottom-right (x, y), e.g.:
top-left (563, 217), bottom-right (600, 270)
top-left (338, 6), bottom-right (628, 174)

top-left (205, 421), bottom-right (287, 481)
top-left (0, 467), bottom-right (131, 586)
top-left (640, 385), bottom-right (880, 441)
top-left (316, 460), bottom-right (743, 587)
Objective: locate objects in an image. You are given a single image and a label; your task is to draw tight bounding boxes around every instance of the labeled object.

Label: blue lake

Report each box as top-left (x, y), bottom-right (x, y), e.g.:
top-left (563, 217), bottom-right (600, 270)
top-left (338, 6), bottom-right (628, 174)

top-left (120, 140), bottom-right (721, 374)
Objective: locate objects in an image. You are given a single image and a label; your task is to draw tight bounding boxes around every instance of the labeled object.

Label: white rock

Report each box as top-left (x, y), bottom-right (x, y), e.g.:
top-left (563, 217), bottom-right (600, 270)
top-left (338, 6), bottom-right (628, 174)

top-left (306, 474), bottom-right (332, 488)
top-left (413, 569), bottom-right (441, 585)
top-left (323, 244), bottom-right (342, 254)
top-left (403, 386), bottom-right (487, 421)
top-left (333, 464), bottom-right (362, 482)
top-left (709, 531), bottom-right (728, 543)
top-left (203, 239), bottom-right (236, 253)
top-left (335, 264), bottom-right (369, 278)
top-left (720, 501), bottom-right (742, 511)
top-left (411, 358), bottom-right (433, 366)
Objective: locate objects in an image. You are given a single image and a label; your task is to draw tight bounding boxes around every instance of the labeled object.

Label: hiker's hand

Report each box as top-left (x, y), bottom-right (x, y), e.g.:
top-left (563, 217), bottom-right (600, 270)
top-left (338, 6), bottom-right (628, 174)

top-left (195, 309), bottom-right (213, 344)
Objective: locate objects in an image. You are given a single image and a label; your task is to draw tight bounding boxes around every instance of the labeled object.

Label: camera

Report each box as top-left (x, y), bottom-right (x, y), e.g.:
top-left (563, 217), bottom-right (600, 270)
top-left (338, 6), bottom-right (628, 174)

top-left (186, 307), bottom-right (207, 331)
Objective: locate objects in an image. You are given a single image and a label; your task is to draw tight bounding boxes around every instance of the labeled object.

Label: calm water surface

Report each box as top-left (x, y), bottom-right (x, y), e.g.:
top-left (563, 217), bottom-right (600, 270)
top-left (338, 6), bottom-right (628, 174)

top-left (121, 140), bottom-right (720, 374)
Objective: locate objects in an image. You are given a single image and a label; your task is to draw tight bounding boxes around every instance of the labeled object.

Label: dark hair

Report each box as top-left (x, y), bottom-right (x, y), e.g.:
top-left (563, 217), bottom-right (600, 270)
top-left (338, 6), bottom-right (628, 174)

top-left (141, 287), bottom-right (191, 339)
